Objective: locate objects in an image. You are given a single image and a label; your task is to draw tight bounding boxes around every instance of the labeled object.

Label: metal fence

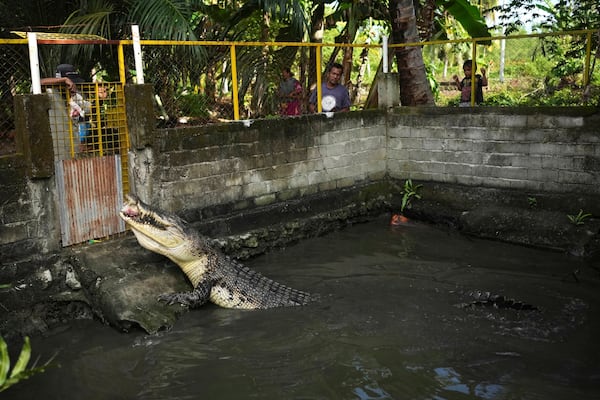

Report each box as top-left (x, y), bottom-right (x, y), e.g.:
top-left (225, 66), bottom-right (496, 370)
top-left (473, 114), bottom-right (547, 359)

top-left (1, 29), bottom-right (598, 156)
top-left (43, 81), bottom-right (130, 191)
top-left (418, 30), bottom-right (599, 107)
top-left (0, 39), bottom-right (29, 155)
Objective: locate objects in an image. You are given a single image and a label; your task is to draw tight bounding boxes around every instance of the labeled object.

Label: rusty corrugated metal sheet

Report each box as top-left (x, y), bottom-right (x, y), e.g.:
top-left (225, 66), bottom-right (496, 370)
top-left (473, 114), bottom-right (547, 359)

top-left (56, 155), bottom-right (125, 246)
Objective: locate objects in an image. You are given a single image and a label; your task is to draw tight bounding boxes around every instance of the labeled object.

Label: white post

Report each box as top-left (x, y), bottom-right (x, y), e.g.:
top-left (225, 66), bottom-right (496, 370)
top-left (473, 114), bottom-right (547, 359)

top-left (382, 36), bottom-right (389, 74)
top-left (28, 32), bottom-right (41, 94)
top-left (498, 0), bottom-right (506, 83)
top-left (499, 37), bottom-right (506, 83)
top-left (131, 25), bottom-right (145, 84)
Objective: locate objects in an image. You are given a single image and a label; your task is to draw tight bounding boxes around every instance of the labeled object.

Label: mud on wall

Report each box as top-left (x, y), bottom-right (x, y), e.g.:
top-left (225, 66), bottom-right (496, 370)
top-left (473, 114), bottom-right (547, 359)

top-left (0, 94), bottom-right (61, 264)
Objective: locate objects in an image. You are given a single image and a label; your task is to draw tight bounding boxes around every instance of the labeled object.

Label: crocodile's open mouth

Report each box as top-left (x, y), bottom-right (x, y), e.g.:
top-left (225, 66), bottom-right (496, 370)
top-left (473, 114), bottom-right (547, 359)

top-left (120, 197), bottom-right (140, 218)
top-left (120, 194), bottom-right (168, 230)
top-left (119, 194), bottom-right (184, 253)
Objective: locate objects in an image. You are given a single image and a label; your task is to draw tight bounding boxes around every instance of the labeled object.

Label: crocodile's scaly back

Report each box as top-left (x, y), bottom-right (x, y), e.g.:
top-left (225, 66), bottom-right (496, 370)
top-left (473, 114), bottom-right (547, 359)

top-left (119, 194), bottom-right (313, 309)
top-left (210, 255), bottom-right (311, 308)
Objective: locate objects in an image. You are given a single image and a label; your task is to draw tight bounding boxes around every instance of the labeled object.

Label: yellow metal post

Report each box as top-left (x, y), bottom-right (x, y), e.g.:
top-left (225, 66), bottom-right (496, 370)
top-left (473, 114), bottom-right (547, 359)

top-left (230, 44), bottom-right (240, 120)
top-left (471, 43), bottom-right (477, 106)
top-left (118, 43), bottom-right (126, 83)
top-left (93, 82), bottom-right (104, 155)
top-left (316, 44), bottom-right (322, 113)
top-left (65, 90), bottom-right (76, 157)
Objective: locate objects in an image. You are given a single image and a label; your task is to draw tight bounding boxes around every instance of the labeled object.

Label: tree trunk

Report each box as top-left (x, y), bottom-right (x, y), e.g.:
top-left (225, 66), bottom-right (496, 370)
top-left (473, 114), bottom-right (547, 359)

top-left (308, 1), bottom-right (325, 90)
top-left (389, 0), bottom-right (435, 106)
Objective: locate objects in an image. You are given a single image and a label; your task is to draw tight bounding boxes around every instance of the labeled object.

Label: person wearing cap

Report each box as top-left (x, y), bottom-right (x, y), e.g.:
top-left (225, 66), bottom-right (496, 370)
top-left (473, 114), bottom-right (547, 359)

top-left (41, 64), bottom-right (92, 155)
top-left (56, 64), bottom-right (85, 83)
top-left (40, 64), bottom-right (84, 94)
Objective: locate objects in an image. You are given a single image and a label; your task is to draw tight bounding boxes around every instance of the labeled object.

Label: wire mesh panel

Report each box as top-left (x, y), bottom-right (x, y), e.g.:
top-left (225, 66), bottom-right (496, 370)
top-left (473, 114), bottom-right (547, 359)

top-left (0, 41), bottom-right (30, 156)
top-left (142, 44), bottom-right (234, 125)
top-left (42, 82), bottom-right (130, 192)
top-left (44, 81), bottom-right (130, 246)
top-left (138, 41), bottom-right (384, 123)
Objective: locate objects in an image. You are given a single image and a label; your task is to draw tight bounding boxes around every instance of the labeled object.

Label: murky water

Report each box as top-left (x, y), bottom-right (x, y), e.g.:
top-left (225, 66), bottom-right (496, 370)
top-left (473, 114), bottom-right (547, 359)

top-left (5, 216), bottom-right (600, 400)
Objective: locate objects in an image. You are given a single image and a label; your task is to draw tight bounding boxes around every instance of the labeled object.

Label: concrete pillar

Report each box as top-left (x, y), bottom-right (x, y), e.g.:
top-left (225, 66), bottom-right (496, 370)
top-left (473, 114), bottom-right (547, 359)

top-left (124, 84), bottom-right (156, 150)
top-left (13, 94), bottom-right (54, 178)
top-left (377, 73), bottom-right (400, 109)
top-left (124, 84), bottom-right (156, 202)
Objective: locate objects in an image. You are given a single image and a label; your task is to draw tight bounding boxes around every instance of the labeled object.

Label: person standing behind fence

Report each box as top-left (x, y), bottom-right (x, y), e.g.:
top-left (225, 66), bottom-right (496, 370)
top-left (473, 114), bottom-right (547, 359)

top-left (278, 67), bottom-right (303, 116)
top-left (40, 64), bottom-right (90, 158)
top-left (309, 63), bottom-right (351, 113)
top-left (453, 60), bottom-right (488, 106)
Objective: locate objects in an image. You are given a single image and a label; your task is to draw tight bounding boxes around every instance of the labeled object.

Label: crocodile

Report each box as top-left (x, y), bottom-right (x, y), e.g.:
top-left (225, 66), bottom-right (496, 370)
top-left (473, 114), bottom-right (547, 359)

top-left (119, 194), bottom-right (313, 309)
top-left (455, 290), bottom-right (538, 311)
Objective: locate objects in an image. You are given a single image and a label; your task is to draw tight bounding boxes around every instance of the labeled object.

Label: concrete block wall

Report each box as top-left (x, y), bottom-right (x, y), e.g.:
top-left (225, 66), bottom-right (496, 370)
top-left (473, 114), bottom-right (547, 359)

top-left (3, 85), bottom-right (599, 262)
top-left (132, 110), bottom-right (388, 213)
top-left (387, 108), bottom-right (600, 194)
top-left (1, 95), bottom-right (61, 263)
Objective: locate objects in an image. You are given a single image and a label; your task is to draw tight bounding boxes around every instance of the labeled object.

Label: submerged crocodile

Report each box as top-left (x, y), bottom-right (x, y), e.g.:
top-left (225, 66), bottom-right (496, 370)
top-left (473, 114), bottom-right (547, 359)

top-left (119, 194), bottom-right (313, 309)
top-left (455, 290), bottom-right (538, 311)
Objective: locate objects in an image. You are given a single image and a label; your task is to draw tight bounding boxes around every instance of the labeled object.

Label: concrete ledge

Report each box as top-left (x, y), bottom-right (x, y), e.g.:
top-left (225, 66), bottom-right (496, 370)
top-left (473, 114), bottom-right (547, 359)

top-left (402, 182), bottom-right (600, 257)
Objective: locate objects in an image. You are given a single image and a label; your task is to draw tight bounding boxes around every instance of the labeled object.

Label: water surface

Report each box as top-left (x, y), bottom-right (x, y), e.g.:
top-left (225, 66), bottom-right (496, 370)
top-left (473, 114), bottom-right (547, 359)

top-left (5, 216), bottom-right (600, 399)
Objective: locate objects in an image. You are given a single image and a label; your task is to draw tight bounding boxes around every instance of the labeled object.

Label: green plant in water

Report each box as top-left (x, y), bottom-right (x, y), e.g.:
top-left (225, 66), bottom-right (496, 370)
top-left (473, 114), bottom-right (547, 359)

top-left (567, 209), bottom-right (592, 226)
top-left (0, 336), bottom-right (54, 392)
top-left (401, 179), bottom-right (423, 213)
top-left (527, 197), bottom-right (537, 208)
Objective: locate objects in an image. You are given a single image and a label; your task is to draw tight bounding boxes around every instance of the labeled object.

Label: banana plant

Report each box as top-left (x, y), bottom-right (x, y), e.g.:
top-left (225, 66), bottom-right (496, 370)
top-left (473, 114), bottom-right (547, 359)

top-left (401, 179), bottom-right (423, 213)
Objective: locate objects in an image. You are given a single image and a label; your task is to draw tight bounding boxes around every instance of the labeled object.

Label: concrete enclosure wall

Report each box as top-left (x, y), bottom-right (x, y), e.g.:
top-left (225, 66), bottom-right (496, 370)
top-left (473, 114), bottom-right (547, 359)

top-left (387, 108), bottom-right (600, 194)
top-left (129, 111), bottom-right (388, 214)
top-left (130, 107), bottom-right (599, 218)
top-left (1, 94), bottom-right (61, 263)
top-left (1, 84), bottom-right (599, 263)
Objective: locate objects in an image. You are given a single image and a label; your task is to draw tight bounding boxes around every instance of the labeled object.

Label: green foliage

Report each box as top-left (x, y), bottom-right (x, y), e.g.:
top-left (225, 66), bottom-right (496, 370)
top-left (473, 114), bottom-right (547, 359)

top-left (492, 0), bottom-right (599, 106)
top-left (436, 0), bottom-right (491, 42)
top-left (426, 63), bottom-right (441, 101)
top-left (401, 179), bottom-right (423, 213)
top-left (484, 91), bottom-right (520, 106)
top-left (527, 87), bottom-right (584, 106)
top-left (0, 336), bottom-right (53, 392)
top-left (176, 91), bottom-right (211, 119)
top-left (527, 197), bottom-right (537, 209)
top-left (567, 209), bottom-right (592, 226)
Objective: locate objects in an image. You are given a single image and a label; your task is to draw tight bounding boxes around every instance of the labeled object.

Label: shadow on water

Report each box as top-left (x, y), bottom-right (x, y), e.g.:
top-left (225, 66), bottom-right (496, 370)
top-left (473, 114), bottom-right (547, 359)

top-left (5, 215), bottom-right (600, 399)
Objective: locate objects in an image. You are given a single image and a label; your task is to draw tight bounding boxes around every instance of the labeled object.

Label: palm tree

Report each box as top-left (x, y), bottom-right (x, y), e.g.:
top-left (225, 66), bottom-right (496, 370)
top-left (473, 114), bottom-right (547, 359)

top-left (389, 0), bottom-right (436, 105)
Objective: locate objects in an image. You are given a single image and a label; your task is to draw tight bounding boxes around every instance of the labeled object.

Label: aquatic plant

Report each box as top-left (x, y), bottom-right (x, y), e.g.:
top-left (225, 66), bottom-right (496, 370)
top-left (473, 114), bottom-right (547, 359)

top-left (401, 179), bottom-right (423, 213)
top-left (0, 336), bottom-right (53, 392)
top-left (527, 197), bottom-right (537, 208)
top-left (567, 209), bottom-right (592, 226)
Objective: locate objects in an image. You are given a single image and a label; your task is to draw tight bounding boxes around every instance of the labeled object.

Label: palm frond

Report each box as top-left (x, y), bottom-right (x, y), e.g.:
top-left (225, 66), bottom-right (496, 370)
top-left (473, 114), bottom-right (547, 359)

top-left (129, 0), bottom-right (205, 41)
